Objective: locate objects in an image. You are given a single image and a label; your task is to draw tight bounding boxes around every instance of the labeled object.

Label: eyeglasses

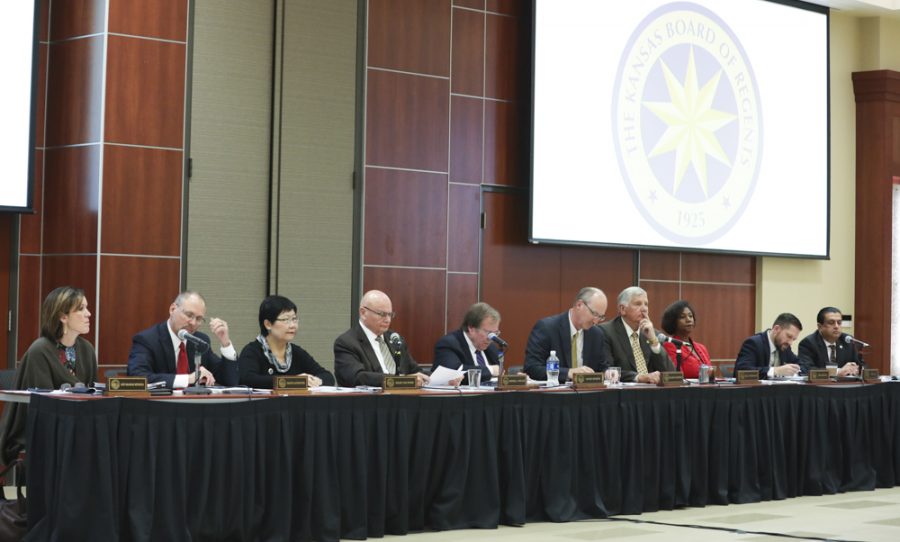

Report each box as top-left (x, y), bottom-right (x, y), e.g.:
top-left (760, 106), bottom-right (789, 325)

top-left (581, 301), bottom-right (606, 322)
top-left (479, 328), bottom-right (500, 336)
top-left (363, 306), bottom-right (396, 319)
top-left (276, 316), bottom-right (299, 324)
top-left (180, 308), bottom-right (206, 324)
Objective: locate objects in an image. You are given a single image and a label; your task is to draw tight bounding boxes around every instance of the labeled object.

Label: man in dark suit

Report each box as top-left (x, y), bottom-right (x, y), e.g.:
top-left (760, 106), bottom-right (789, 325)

top-left (127, 291), bottom-right (238, 388)
top-left (600, 286), bottom-right (674, 384)
top-left (798, 307), bottom-right (860, 377)
top-left (333, 289), bottom-right (429, 387)
top-left (432, 302), bottom-right (502, 384)
top-left (735, 312), bottom-right (804, 379)
top-left (524, 287), bottom-right (610, 382)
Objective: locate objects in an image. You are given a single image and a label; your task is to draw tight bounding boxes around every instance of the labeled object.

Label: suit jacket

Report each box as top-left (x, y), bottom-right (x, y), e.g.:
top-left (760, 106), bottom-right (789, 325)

top-left (333, 323), bottom-right (420, 387)
top-left (798, 331), bottom-right (861, 369)
top-left (431, 329), bottom-right (498, 384)
top-left (524, 311), bottom-right (610, 382)
top-left (237, 340), bottom-right (335, 389)
top-left (734, 330), bottom-right (803, 379)
top-left (600, 316), bottom-right (674, 382)
top-left (126, 322), bottom-right (238, 388)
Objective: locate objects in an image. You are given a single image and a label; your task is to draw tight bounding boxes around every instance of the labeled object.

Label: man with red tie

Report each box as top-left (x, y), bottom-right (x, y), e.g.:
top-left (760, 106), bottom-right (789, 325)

top-left (431, 302), bottom-right (503, 385)
top-left (127, 291), bottom-right (238, 388)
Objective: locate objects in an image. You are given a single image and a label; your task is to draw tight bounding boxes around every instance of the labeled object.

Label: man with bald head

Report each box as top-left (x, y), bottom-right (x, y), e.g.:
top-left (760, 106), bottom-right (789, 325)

top-left (600, 286), bottom-right (674, 384)
top-left (334, 290), bottom-right (429, 387)
top-left (524, 287), bottom-right (611, 382)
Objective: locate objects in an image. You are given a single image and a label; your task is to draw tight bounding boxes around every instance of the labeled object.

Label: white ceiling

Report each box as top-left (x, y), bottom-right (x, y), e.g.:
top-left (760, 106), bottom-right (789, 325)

top-left (806, 0), bottom-right (900, 17)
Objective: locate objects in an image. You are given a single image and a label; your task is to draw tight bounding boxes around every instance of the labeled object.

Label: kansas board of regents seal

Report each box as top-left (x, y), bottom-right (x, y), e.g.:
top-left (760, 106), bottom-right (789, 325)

top-left (612, 2), bottom-right (762, 244)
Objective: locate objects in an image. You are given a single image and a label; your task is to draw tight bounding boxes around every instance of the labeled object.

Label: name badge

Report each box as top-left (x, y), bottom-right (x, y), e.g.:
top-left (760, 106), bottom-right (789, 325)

top-left (736, 370), bottom-right (760, 384)
top-left (383, 375), bottom-right (418, 392)
top-left (657, 371), bottom-right (684, 387)
top-left (862, 368), bottom-right (880, 383)
top-left (497, 373), bottom-right (528, 390)
top-left (273, 375), bottom-right (309, 395)
top-left (572, 373), bottom-right (605, 389)
top-left (107, 376), bottom-right (149, 397)
top-left (808, 369), bottom-right (830, 383)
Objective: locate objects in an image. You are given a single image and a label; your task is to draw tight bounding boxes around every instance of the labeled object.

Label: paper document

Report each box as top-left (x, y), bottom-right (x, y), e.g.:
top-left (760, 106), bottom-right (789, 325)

top-left (428, 365), bottom-right (465, 386)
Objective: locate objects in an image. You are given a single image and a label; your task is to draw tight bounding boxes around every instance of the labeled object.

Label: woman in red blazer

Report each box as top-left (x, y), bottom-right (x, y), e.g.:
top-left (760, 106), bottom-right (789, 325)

top-left (660, 300), bottom-right (711, 379)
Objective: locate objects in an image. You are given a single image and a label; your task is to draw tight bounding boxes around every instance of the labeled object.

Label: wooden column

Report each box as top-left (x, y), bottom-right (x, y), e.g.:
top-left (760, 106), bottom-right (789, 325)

top-left (852, 70), bottom-right (900, 374)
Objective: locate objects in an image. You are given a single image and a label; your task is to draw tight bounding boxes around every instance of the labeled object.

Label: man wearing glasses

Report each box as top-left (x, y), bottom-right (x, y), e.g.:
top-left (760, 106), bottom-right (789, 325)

top-left (524, 287), bottom-right (611, 382)
top-left (431, 302), bottom-right (502, 385)
top-left (600, 286), bottom-right (674, 384)
top-left (333, 289), bottom-right (430, 387)
top-left (127, 291), bottom-right (238, 388)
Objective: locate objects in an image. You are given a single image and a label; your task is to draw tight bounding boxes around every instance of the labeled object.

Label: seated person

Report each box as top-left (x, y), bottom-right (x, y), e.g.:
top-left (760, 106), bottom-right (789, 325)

top-left (334, 290), bottom-right (429, 387)
top-left (0, 286), bottom-right (98, 465)
top-left (660, 300), bottom-right (711, 379)
top-left (432, 302), bottom-right (502, 385)
top-left (524, 287), bottom-right (610, 382)
top-left (798, 306), bottom-right (860, 377)
top-left (127, 291), bottom-right (238, 388)
top-left (600, 286), bottom-right (674, 384)
top-left (238, 295), bottom-right (334, 388)
top-left (735, 313), bottom-right (804, 379)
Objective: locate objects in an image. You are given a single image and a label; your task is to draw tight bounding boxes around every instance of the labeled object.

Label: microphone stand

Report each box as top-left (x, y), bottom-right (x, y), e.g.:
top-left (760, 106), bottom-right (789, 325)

top-left (675, 346), bottom-right (682, 372)
top-left (184, 344), bottom-right (212, 395)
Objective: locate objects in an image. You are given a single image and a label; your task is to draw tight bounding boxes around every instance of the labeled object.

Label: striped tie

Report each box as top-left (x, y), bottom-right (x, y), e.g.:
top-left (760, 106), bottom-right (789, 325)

top-left (571, 332), bottom-right (579, 368)
top-left (377, 336), bottom-right (396, 374)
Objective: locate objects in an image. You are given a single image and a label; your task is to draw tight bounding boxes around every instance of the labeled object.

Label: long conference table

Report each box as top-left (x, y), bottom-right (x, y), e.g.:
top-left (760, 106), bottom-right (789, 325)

top-left (14, 379), bottom-right (900, 541)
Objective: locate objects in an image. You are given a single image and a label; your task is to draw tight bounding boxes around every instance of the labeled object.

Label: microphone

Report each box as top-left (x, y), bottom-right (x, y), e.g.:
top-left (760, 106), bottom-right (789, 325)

top-left (844, 335), bottom-right (870, 348)
top-left (657, 333), bottom-right (684, 346)
top-left (488, 332), bottom-right (508, 349)
top-left (178, 329), bottom-right (210, 352)
top-left (388, 332), bottom-right (404, 357)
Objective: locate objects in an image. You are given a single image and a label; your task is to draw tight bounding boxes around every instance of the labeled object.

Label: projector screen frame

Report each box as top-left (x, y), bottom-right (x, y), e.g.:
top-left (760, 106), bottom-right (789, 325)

top-left (527, 0), bottom-right (831, 260)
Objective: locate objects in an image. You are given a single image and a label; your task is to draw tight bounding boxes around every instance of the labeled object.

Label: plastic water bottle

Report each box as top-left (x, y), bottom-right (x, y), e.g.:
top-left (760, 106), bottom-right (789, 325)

top-left (546, 350), bottom-right (560, 386)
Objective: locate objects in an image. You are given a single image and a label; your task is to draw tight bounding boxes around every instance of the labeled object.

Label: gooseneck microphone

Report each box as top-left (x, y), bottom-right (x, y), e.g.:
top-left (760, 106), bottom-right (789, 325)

top-left (657, 333), bottom-right (684, 346)
top-left (388, 332), bottom-right (404, 358)
top-left (177, 329), bottom-right (210, 352)
top-left (844, 335), bottom-right (870, 348)
top-left (488, 332), bottom-right (508, 349)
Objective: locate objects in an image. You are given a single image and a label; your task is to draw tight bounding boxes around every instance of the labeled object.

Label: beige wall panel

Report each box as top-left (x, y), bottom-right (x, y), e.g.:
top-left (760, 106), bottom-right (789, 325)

top-left (275, 0), bottom-right (358, 368)
top-left (187, 0), bottom-right (274, 348)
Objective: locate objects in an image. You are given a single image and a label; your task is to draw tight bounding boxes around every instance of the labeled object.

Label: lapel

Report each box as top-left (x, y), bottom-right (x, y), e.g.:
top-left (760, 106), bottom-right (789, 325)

top-left (158, 322), bottom-right (177, 373)
top-left (556, 312), bottom-right (572, 367)
top-left (815, 333), bottom-right (831, 364)
top-left (453, 330), bottom-right (477, 366)
top-left (356, 324), bottom-right (384, 373)
top-left (614, 317), bottom-right (637, 367)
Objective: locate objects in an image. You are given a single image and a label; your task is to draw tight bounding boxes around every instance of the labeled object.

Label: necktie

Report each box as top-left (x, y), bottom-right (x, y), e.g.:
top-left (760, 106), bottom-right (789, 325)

top-left (771, 348), bottom-right (781, 367)
top-left (571, 332), bottom-right (579, 368)
top-left (377, 336), bottom-right (397, 374)
top-left (475, 350), bottom-right (486, 367)
top-left (829, 344), bottom-right (836, 364)
top-left (177, 342), bottom-right (189, 374)
top-left (630, 332), bottom-right (648, 375)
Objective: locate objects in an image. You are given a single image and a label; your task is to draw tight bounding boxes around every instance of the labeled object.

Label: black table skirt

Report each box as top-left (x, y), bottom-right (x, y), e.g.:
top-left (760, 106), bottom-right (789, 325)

top-left (24, 383), bottom-right (900, 541)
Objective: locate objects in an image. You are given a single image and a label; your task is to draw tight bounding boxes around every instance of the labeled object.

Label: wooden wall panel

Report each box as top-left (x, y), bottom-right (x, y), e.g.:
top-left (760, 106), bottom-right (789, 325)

top-left (101, 146), bottom-right (182, 255)
top-left (363, 168), bottom-right (447, 268)
top-left (640, 251), bottom-right (679, 281)
top-left (41, 145), bottom-right (100, 254)
top-left (449, 95), bottom-right (483, 183)
top-left (483, 100), bottom-right (525, 186)
top-left (560, 247), bottom-right (635, 319)
top-left (448, 183), bottom-right (480, 272)
top-left (45, 36), bottom-right (104, 146)
top-left (487, 0), bottom-right (526, 16)
top-left (21, 151), bottom-right (43, 254)
top-left (451, 7), bottom-right (484, 96)
top-left (455, 0), bottom-right (484, 9)
top-left (639, 281), bottom-right (680, 323)
top-left (16, 256), bottom-right (41, 361)
top-left (105, 36), bottom-right (186, 147)
top-left (363, 266), bottom-right (446, 364)
top-left (49, 0), bottom-right (106, 41)
top-left (682, 283), bottom-right (756, 362)
top-left (98, 256), bottom-right (180, 364)
top-left (109, 0), bottom-right (188, 41)
top-left (367, 0), bottom-right (450, 76)
top-left (35, 43), bottom-right (47, 147)
top-left (683, 253), bottom-right (755, 283)
top-left (447, 273), bottom-right (478, 332)
top-left (366, 70), bottom-right (449, 171)
top-left (39, 0), bottom-right (49, 41)
top-left (485, 12), bottom-right (525, 101)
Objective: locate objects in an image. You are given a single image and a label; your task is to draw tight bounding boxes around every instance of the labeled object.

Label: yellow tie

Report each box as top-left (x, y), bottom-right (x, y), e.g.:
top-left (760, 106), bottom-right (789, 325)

top-left (571, 332), bottom-right (579, 368)
top-left (631, 331), bottom-right (648, 375)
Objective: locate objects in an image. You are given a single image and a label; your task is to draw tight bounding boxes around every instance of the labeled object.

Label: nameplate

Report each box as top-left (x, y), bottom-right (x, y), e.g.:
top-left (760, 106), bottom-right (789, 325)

top-left (808, 369), bottom-right (831, 383)
top-left (862, 368), bottom-right (880, 383)
top-left (572, 373), bottom-right (605, 389)
top-left (273, 375), bottom-right (309, 395)
top-left (657, 371), bottom-right (684, 387)
top-left (383, 375), bottom-right (419, 392)
top-left (107, 377), bottom-right (149, 397)
top-left (496, 373), bottom-right (528, 390)
top-left (736, 370), bottom-right (760, 384)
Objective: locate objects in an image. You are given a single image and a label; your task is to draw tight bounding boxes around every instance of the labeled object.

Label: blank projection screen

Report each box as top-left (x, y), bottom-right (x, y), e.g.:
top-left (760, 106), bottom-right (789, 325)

top-left (531, 0), bottom-right (829, 257)
top-left (0, 1), bottom-right (39, 212)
